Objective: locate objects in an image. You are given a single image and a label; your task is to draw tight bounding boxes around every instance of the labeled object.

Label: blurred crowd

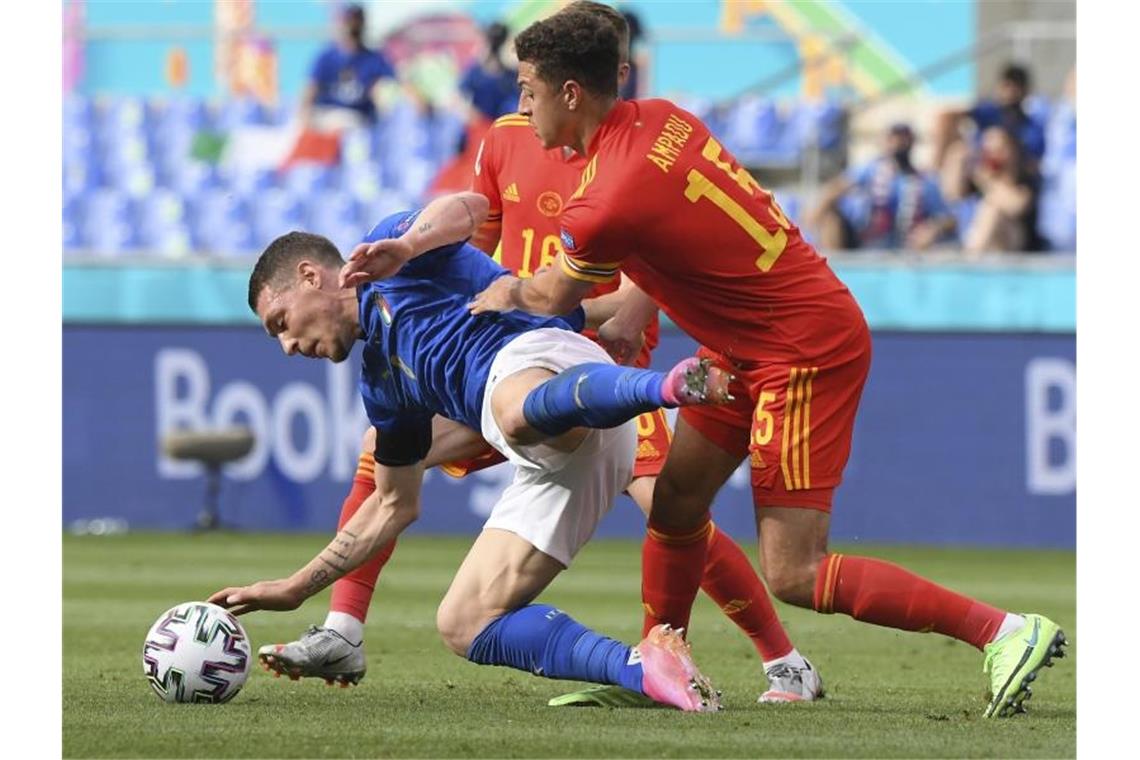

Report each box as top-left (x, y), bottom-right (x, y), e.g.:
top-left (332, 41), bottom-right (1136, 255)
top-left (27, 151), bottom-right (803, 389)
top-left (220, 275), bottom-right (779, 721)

top-left (62, 3), bottom-right (1076, 260)
top-left (808, 64), bottom-right (1076, 255)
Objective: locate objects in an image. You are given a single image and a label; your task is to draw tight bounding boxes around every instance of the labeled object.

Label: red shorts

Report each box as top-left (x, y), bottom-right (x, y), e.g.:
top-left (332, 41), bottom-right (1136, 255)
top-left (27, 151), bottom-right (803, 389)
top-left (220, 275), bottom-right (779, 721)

top-left (679, 338), bottom-right (872, 512)
top-left (632, 408), bottom-right (672, 480)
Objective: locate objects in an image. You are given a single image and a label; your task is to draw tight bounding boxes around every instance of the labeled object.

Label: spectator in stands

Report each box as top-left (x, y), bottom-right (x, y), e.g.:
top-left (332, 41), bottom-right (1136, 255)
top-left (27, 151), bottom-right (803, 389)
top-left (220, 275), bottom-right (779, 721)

top-left (962, 125), bottom-right (1043, 255)
top-left (809, 123), bottom-right (955, 251)
top-left (936, 63), bottom-right (1045, 202)
top-left (299, 4), bottom-right (396, 130)
top-left (459, 21), bottom-right (518, 122)
top-left (619, 8), bottom-right (648, 99)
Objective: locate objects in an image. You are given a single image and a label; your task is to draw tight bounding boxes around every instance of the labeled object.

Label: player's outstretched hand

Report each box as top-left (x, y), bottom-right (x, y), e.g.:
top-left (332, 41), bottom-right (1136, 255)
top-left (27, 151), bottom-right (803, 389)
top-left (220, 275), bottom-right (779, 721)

top-left (468, 274), bottom-right (519, 315)
top-left (208, 579), bottom-right (304, 616)
top-left (598, 316), bottom-right (645, 366)
top-left (338, 238), bottom-right (415, 288)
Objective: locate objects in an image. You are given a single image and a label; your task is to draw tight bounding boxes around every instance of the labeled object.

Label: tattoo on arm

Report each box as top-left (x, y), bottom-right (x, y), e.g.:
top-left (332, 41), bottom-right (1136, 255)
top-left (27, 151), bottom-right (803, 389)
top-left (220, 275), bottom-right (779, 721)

top-left (303, 568), bottom-right (330, 597)
top-left (417, 221), bottom-right (434, 235)
top-left (458, 197), bottom-right (476, 231)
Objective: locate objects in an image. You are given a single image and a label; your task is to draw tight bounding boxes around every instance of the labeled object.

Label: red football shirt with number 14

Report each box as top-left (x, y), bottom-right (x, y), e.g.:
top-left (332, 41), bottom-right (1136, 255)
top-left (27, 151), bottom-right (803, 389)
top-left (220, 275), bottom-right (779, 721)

top-left (471, 112), bottom-right (659, 367)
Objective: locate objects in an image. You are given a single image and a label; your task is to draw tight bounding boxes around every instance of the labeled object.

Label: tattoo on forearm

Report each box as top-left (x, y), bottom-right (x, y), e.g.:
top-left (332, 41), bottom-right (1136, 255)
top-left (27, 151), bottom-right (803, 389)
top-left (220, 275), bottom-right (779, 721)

top-left (417, 221), bottom-right (434, 235)
top-left (304, 568), bottom-right (330, 596)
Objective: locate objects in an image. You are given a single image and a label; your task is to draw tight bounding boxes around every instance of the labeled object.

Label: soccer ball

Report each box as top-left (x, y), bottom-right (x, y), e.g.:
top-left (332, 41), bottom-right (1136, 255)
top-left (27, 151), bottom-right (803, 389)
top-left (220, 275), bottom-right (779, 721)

top-left (142, 601), bottom-right (252, 703)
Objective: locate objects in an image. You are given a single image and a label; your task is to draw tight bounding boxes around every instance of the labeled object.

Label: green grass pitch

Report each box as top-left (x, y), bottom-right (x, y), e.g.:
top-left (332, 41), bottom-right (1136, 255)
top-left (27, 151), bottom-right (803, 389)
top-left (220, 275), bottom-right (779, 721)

top-left (64, 533), bottom-right (1075, 758)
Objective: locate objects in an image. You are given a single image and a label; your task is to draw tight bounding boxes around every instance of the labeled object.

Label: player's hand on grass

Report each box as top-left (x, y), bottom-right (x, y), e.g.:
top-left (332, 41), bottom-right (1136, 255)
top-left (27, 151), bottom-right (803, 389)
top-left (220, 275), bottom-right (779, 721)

top-left (598, 316), bottom-right (645, 366)
top-left (339, 238), bottom-right (415, 288)
top-left (468, 274), bottom-right (519, 315)
top-left (208, 579), bottom-right (305, 616)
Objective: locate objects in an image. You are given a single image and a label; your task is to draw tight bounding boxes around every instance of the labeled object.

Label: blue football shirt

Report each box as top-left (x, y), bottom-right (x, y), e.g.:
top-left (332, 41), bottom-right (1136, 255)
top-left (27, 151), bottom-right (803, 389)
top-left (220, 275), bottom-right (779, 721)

top-left (356, 209), bottom-right (586, 466)
top-left (310, 44), bottom-right (395, 121)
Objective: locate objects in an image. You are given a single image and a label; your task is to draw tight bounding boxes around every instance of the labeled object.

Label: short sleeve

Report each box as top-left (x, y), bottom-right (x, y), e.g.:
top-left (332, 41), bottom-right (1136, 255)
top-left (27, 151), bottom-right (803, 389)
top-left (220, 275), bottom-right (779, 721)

top-left (372, 50), bottom-right (395, 81)
top-left (558, 186), bottom-right (624, 285)
top-left (470, 129), bottom-right (501, 216)
top-left (309, 48), bottom-right (332, 84)
top-left (366, 405), bottom-right (433, 467)
top-left (362, 210), bottom-right (420, 244)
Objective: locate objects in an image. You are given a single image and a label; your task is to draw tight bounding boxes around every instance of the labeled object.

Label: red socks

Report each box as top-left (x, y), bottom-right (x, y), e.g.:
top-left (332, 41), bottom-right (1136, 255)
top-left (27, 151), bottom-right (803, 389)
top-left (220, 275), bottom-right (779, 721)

top-left (814, 553), bottom-right (1006, 650)
top-left (699, 524), bottom-right (793, 661)
top-left (328, 453), bottom-right (396, 623)
top-left (641, 515), bottom-right (712, 637)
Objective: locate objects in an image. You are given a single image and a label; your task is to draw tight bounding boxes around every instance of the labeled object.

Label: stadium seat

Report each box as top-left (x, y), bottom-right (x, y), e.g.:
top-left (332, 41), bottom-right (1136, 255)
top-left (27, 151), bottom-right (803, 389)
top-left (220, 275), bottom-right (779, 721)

top-left (64, 193), bottom-right (85, 252)
top-left (215, 97), bottom-right (269, 131)
top-left (282, 163), bottom-right (342, 196)
top-left (222, 166), bottom-right (280, 197)
top-left (80, 188), bottom-right (141, 255)
top-left (189, 189), bottom-right (257, 256)
top-left (161, 160), bottom-right (222, 196)
top-left (251, 188), bottom-right (306, 247)
top-left (340, 126), bottom-right (374, 167)
top-left (306, 190), bottom-right (360, 235)
top-left (342, 160), bottom-right (385, 203)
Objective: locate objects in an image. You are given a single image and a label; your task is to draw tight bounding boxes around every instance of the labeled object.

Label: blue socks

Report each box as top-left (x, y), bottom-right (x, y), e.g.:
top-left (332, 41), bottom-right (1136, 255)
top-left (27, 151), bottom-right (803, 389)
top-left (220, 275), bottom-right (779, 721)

top-left (522, 363), bottom-right (667, 437)
top-left (466, 604), bottom-right (644, 693)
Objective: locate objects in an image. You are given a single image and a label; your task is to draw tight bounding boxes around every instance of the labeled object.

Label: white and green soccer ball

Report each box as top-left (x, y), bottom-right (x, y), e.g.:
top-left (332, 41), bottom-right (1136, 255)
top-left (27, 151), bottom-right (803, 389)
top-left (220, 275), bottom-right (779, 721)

top-left (142, 601), bottom-right (252, 703)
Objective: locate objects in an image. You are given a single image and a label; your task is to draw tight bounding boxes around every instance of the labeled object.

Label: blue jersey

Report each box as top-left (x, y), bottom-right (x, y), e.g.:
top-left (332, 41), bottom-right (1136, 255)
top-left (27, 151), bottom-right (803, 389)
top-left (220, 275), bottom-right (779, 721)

top-left (310, 44), bottom-right (395, 121)
top-left (357, 210), bottom-right (586, 466)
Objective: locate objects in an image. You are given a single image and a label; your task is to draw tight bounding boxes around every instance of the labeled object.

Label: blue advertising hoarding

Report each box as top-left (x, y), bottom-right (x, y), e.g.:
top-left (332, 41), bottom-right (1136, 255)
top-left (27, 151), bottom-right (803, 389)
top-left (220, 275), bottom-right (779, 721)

top-left (63, 325), bottom-right (1074, 548)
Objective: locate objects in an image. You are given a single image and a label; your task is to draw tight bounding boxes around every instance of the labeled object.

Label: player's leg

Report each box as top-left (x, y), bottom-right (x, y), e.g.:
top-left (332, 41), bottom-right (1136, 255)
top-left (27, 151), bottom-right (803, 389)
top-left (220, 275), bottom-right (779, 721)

top-left (548, 402), bottom-right (803, 708)
top-left (752, 345), bottom-right (1067, 717)
top-left (262, 419), bottom-right (499, 684)
top-left (438, 419), bottom-right (719, 711)
top-left (497, 339), bottom-right (729, 446)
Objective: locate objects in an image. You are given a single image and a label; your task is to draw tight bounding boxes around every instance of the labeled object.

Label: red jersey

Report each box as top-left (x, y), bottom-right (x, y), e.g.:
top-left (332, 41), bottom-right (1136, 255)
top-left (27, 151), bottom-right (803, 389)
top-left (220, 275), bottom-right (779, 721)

top-left (558, 99), bottom-right (866, 366)
top-left (471, 112), bottom-right (659, 368)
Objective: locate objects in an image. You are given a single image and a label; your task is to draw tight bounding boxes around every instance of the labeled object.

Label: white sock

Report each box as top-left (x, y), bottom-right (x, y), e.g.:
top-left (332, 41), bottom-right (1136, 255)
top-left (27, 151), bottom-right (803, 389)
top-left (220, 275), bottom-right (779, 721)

top-left (323, 611), bottom-right (364, 646)
top-left (762, 647), bottom-right (807, 672)
top-left (992, 613), bottom-right (1026, 643)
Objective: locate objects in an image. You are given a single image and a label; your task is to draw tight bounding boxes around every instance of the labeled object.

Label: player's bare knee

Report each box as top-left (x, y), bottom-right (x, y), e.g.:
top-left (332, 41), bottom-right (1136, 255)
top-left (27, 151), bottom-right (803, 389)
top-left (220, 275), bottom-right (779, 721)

top-left (762, 560), bottom-right (818, 608)
top-left (435, 599), bottom-right (477, 656)
top-left (497, 405), bottom-right (537, 446)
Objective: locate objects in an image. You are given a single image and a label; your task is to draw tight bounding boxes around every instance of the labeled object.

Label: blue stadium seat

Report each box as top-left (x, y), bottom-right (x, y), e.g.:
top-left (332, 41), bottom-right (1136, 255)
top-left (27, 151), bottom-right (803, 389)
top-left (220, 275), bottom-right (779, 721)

top-left (251, 188), bottom-right (306, 247)
top-left (342, 160), bottom-right (385, 204)
top-left (64, 193), bottom-right (85, 252)
top-left (306, 190), bottom-right (360, 238)
top-left (64, 93), bottom-right (95, 132)
top-left (80, 188), bottom-right (141, 255)
top-left (340, 126), bottom-right (374, 167)
top-left (282, 164), bottom-right (342, 196)
top-left (189, 189), bottom-right (256, 256)
top-left (222, 166), bottom-right (280, 197)
top-left (215, 98), bottom-right (270, 131)
top-left (161, 160), bottom-right (222, 196)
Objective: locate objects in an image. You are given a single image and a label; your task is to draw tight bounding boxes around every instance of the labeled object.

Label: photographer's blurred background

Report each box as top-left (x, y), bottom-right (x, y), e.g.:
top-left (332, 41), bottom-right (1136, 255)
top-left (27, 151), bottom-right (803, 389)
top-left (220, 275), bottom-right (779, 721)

top-left (63, 1), bottom-right (1075, 550)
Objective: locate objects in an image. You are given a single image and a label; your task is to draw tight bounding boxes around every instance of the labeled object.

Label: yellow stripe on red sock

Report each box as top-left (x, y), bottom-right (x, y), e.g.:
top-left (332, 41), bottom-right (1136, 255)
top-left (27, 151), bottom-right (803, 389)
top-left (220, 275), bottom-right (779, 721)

top-left (647, 520), bottom-right (713, 546)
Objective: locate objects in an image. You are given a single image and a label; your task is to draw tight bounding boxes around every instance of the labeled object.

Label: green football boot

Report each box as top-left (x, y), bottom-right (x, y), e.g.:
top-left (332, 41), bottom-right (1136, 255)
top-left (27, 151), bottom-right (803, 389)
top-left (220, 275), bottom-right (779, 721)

top-left (982, 613), bottom-right (1068, 718)
top-left (547, 685), bottom-right (660, 708)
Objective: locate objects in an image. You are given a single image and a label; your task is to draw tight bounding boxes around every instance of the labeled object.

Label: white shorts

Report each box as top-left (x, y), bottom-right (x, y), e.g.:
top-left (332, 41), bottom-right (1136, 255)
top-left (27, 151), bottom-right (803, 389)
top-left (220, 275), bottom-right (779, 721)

top-left (479, 328), bottom-right (637, 566)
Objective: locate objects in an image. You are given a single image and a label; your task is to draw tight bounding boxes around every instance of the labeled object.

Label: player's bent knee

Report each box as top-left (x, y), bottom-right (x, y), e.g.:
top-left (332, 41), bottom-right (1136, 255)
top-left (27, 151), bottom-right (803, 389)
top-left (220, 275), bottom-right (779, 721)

top-left (762, 559), bottom-right (821, 609)
top-left (435, 600), bottom-right (478, 656)
top-left (496, 405), bottom-right (535, 446)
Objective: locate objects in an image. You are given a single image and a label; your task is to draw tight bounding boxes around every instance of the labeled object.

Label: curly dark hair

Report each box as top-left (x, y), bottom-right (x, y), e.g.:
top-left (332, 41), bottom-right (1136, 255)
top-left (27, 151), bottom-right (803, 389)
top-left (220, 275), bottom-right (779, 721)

top-left (514, 7), bottom-right (620, 97)
top-left (563, 0), bottom-right (629, 60)
top-left (247, 231), bottom-right (344, 313)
